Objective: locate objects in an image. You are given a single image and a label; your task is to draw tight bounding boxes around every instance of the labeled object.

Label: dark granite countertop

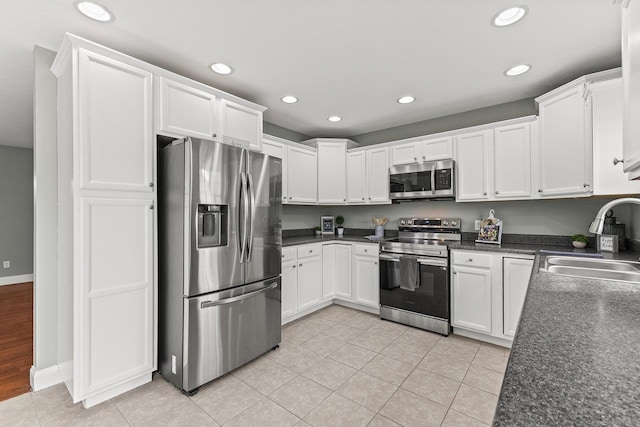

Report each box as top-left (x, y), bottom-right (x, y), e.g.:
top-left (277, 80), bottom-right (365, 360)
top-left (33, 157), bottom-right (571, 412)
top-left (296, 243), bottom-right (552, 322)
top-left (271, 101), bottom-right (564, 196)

top-left (282, 235), bottom-right (383, 247)
top-left (493, 251), bottom-right (640, 426)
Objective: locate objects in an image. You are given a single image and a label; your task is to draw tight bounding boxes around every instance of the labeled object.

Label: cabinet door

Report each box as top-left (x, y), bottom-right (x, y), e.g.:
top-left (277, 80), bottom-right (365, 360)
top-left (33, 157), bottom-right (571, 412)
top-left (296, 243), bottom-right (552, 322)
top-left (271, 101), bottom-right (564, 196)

top-left (346, 151), bottom-right (367, 203)
top-left (391, 142), bottom-right (419, 166)
top-left (78, 49), bottom-right (153, 192)
top-left (537, 86), bottom-right (592, 197)
top-left (263, 138), bottom-right (288, 203)
top-left (493, 123), bottom-right (531, 199)
top-left (297, 255), bottom-right (322, 311)
top-left (282, 259), bottom-right (297, 319)
top-left (503, 258), bottom-right (534, 337)
top-left (353, 255), bottom-right (379, 308)
top-left (158, 77), bottom-right (217, 141)
top-left (451, 265), bottom-right (492, 333)
top-left (335, 244), bottom-right (353, 300)
top-left (78, 198), bottom-right (154, 397)
top-left (592, 79), bottom-right (640, 194)
top-left (420, 136), bottom-right (453, 162)
top-left (322, 245), bottom-right (336, 300)
top-left (455, 130), bottom-right (492, 201)
top-left (367, 147), bottom-right (390, 203)
top-left (318, 142), bottom-right (347, 204)
top-left (220, 99), bottom-right (263, 151)
top-left (623, 1), bottom-right (640, 179)
top-left (287, 146), bottom-right (317, 203)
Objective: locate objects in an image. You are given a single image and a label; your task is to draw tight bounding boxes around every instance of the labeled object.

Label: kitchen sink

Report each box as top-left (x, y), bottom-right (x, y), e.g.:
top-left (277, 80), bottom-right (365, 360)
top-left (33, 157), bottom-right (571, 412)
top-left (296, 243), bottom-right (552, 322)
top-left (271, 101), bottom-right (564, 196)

top-left (540, 256), bottom-right (640, 283)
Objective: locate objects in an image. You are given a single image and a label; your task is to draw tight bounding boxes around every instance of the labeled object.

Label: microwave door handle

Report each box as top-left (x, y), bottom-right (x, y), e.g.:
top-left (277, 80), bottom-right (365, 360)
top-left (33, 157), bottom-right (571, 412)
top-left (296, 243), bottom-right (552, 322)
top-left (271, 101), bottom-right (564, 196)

top-left (431, 164), bottom-right (436, 194)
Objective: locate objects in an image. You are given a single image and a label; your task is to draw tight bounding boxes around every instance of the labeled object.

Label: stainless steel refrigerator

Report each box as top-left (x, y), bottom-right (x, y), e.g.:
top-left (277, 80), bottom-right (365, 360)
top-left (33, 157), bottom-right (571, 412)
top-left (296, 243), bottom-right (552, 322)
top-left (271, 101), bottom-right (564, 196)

top-left (158, 137), bottom-right (282, 394)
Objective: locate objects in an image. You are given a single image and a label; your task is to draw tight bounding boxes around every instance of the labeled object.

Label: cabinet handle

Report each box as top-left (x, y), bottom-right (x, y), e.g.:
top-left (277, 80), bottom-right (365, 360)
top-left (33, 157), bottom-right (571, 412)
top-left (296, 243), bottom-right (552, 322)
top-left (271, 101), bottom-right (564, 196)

top-left (613, 157), bottom-right (624, 166)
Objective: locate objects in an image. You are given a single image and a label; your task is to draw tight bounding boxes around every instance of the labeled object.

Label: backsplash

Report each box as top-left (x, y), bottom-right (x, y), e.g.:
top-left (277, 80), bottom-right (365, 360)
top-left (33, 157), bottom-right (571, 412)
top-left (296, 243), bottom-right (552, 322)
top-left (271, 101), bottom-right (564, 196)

top-left (283, 197), bottom-right (633, 237)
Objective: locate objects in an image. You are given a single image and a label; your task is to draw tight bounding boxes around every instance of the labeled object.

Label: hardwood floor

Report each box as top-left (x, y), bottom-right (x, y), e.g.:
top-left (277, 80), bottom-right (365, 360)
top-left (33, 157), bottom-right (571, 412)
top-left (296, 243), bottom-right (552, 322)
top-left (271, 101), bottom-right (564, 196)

top-left (0, 282), bottom-right (33, 402)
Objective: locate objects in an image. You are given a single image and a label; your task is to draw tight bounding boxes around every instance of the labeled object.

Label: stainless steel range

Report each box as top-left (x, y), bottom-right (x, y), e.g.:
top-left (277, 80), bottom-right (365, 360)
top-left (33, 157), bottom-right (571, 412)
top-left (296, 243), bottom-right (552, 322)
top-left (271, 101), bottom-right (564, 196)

top-left (379, 218), bottom-right (461, 335)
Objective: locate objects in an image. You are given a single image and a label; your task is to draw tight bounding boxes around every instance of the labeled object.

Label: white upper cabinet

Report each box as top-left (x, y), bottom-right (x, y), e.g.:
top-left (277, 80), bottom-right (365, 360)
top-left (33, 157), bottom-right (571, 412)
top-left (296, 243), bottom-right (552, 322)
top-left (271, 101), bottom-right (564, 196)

top-left (317, 141), bottom-right (347, 204)
top-left (367, 147), bottom-right (391, 203)
top-left (591, 76), bottom-right (640, 194)
top-left (455, 130), bottom-right (492, 201)
top-left (219, 99), bottom-right (264, 151)
top-left (157, 77), bottom-right (218, 141)
top-left (346, 151), bottom-right (367, 203)
top-left (78, 49), bottom-right (154, 192)
top-left (622, 1), bottom-right (640, 179)
top-left (535, 79), bottom-right (593, 198)
top-left (493, 122), bottom-right (532, 199)
top-left (391, 136), bottom-right (453, 166)
top-left (287, 145), bottom-right (317, 204)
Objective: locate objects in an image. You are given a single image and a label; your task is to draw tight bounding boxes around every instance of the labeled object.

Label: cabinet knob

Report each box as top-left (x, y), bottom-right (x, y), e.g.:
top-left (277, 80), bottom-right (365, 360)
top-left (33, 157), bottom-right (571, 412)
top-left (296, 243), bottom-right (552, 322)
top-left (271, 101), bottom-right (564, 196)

top-left (289, 196), bottom-right (292, 199)
top-left (299, 263), bottom-right (302, 267)
top-left (374, 262), bottom-right (378, 265)
top-left (283, 196), bottom-right (286, 200)
top-left (483, 192), bottom-right (487, 196)
top-left (414, 157), bottom-right (417, 161)
top-left (362, 197), bottom-right (365, 201)
top-left (468, 258), bottom-right (473, 262)
top-left (613, 157), bottom-right (624, 166)
top-left (538, 189), bottom-right (543, 193)
top-left (368, 197), bottom-right (372, 200)
top-left (212, 133), bottom-right (217, 138)
top-left (453, 271), bottom-right (457, 275)
top-left (343, 198), bottom-right (346, 201)
top-left (583, 183), bottom-right (590, 188)
top-left (495, 191), bottom-right (499, 195)
top-left (292, 265), bottom-right (296, 269)
top-left (149, 182), bottom-right (154, 187)
top-left (422, 156), bottom-right (426, 160)
top-left (149, 204), bottom-right (154, 210)
top-left (309, 250), bottom-right (312, 253)
top-left (364, 249), bottom-right (368, 252)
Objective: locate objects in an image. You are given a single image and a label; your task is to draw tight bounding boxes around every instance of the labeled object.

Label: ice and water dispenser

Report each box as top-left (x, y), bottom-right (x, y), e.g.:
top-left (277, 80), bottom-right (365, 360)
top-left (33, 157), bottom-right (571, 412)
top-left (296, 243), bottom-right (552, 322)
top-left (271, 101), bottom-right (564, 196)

top-left (197, 204), bottom-right (228, 248)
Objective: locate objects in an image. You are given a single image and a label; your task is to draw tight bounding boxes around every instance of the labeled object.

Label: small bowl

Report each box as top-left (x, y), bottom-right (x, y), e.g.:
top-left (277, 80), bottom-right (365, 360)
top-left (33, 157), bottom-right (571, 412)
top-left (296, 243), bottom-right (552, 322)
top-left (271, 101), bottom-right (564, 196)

top-left (572, 241), bottom-right (587, 249)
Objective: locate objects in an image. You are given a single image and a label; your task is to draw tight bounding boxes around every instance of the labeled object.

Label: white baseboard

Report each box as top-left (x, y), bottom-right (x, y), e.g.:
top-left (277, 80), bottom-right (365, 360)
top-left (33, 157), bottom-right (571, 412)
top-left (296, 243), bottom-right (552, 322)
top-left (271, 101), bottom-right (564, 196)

top-left (452, 328), bottom-right (513, 348)
top-left (82, 372), bottom-right (151, 408)
top-left (333, 299), bottom-right (380, 315)
top-left (0, 274), bottom-right (34, 286)
top-left (30, 364), bottom-right (65, 391)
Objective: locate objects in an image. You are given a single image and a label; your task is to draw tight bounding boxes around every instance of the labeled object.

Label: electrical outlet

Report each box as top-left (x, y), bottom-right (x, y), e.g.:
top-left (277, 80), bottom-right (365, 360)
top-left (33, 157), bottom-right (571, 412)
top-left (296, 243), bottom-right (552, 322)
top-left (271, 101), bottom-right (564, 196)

top-left (2, 261), bottom-right (9, 269)
top-left (474, 220), bottom-right (481, 231)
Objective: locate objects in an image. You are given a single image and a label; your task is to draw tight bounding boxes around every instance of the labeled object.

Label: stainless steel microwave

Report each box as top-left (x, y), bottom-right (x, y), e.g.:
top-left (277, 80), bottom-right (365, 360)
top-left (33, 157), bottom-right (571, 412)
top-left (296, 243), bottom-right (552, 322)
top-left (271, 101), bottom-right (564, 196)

top-left (389, 159), bottom-right (455, 201)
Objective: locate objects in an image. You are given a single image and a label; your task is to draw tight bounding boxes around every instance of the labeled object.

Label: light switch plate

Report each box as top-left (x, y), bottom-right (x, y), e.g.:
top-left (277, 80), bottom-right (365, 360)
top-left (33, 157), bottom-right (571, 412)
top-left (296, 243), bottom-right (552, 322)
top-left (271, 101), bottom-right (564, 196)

top-left (474, 220), bottom-right (481, 231)
top-left (597, 234), bottom-right (619, 253)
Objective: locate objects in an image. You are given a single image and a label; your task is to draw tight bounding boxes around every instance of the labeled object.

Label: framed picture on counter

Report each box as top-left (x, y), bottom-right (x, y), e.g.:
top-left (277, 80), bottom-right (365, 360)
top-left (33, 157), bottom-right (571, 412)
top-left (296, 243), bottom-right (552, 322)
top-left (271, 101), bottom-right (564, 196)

top-left (476, 209), bottom-right (503, 245)
top-left (321, 216), bottom-right (335, 235)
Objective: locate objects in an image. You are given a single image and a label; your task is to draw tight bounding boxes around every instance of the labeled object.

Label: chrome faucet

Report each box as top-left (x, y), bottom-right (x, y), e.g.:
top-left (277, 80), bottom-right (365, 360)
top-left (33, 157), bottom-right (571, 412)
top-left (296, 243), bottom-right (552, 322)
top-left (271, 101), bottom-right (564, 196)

top-left (589, 197), bottom-right (640, 234)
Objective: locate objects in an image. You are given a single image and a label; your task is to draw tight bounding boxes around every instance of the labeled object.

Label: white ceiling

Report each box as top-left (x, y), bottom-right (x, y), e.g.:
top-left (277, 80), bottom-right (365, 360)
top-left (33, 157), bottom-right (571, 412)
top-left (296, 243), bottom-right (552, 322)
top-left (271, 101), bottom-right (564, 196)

top-left (2, 0), bottom-right (622, 148)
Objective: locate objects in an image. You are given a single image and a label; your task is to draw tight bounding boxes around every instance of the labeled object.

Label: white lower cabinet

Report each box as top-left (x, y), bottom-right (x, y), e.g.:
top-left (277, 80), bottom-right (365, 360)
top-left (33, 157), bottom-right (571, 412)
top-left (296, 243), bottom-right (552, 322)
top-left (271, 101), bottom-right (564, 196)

top-left (281, 247), bottom-right (297, 319)
top-left (451, 250), bottom-right (534, 346)
top-left (322, 244), bottom-right (353, 301)
top-left (352, 244), bottom-right (380, 308)
top-left (296, 249), bottom-right (323, 311)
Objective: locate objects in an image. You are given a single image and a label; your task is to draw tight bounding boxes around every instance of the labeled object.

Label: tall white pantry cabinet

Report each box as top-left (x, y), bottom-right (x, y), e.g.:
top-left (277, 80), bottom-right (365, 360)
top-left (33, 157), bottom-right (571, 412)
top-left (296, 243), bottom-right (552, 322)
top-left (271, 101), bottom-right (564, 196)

top-left (52, 37), bottom-right (156, 407)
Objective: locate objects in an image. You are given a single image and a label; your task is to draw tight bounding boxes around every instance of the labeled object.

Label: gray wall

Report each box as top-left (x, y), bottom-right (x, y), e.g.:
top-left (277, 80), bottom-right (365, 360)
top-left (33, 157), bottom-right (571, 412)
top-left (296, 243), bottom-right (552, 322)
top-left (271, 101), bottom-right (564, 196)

top-left (264, 122), bottom-right (310, 143)
top-left (0, 145), bottom-right (34, 277)
top-left (284, 198), bottom-right (631, 238)
top-left (350, 98), bottom-right (537, 146)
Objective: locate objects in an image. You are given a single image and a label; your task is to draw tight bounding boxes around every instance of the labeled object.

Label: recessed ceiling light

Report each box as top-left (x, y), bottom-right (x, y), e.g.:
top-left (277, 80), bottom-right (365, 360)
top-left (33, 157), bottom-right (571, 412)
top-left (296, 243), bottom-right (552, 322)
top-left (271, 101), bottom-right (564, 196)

top-left (210, 63), bottom-right (233, 75)
top-left (504, 64), bottom-right (531, 76)
top-left (492, 6), bottom-right (528, 27)
top-left (328, 116), bottom-right (342, 122)
top-left (281, 96), bottom-right (298, 104)
top-left (397, 96), bottom-right (416, 104)
top-left (74, 1), bottom-right (114, 22)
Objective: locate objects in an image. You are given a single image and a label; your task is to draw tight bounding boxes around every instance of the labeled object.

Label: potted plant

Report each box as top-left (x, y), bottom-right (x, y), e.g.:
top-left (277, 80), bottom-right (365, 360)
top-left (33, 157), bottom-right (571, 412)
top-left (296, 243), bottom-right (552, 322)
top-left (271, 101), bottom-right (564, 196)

top-left (336, 216), bottom-right (345, 236)
top-left (571, 234), bottom-right (588, 249)
top-left (314, 226), bottom-right (322, 236)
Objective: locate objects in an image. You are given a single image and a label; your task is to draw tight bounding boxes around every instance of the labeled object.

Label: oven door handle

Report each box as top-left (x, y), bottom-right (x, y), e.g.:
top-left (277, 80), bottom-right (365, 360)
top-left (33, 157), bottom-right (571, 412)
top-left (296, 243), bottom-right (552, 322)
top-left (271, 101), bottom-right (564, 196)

top-left (379, 254), bottom-right (400, 261)
top-left (418, 259), bottom-right (448, 268)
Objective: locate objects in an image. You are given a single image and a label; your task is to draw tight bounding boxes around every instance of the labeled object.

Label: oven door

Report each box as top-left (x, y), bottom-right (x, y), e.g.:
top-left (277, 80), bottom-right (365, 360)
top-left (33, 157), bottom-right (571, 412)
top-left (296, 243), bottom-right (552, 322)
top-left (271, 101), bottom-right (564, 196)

top-left (379, 252), bottom-right (449, 320)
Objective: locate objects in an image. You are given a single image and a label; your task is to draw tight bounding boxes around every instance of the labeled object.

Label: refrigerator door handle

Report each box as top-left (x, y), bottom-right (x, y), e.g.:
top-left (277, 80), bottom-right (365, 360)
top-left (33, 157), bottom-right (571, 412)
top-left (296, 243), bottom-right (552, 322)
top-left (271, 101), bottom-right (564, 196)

top-left (200, 281), bottom-right (279, 308)
top-left (246, 173), bottom-right (256, 262)
top-left (239, 172), bottom-right (248, 263)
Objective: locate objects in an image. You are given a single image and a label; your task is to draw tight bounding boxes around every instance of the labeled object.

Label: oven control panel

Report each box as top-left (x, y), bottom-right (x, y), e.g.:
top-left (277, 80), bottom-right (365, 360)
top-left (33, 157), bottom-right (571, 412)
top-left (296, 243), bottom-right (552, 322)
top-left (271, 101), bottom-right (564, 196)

top-left (398, 217), bottom-right (461, 230)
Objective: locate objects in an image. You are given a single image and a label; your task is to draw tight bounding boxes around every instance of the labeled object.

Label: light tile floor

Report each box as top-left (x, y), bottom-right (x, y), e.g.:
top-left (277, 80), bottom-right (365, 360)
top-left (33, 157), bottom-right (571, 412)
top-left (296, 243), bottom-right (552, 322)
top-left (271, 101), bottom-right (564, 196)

top-left (0, 305), bottom-right (510, 426)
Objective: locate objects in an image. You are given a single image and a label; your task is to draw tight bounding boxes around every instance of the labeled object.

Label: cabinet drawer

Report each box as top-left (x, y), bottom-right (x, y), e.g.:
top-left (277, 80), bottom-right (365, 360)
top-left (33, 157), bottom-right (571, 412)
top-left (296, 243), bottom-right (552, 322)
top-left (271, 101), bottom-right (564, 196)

top-left (282, 246), bottom-right (296, 262)
top-left (452, 251), bottom-right (493, 268)
top-left (297, 244), bottom-right (322, 258)
top-left (354, 244), bottom-right (379, 257)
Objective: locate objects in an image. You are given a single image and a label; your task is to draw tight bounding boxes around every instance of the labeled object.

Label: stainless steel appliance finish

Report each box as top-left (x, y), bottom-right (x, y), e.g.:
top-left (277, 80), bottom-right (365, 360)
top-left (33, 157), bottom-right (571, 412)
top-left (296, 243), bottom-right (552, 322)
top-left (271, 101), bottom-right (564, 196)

top-left (158, 137), bottom-right (282, 394)
top-left (389, 159), bottom-right (455, 201)
top-left (379, 218), bottom-right (461, 336)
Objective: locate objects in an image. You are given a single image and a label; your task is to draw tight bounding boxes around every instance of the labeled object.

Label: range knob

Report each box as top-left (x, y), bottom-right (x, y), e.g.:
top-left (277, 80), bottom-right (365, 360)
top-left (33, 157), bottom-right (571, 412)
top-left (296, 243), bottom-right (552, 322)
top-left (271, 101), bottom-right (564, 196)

top-left (451, 221), bottom-right (458, 226)
top-left (400, 219), bottom-right (406, 225)
top-left (443, 221), bottom-right (449, 226)
top-left (407, 219), bottom-right (414, 225)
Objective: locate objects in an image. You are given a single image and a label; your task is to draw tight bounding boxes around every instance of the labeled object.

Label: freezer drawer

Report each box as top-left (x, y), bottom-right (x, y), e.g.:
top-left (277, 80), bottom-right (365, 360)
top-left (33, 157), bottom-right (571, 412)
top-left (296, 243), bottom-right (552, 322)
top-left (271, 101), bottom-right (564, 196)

top-left (183, 278), bottom-right (281, 392)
